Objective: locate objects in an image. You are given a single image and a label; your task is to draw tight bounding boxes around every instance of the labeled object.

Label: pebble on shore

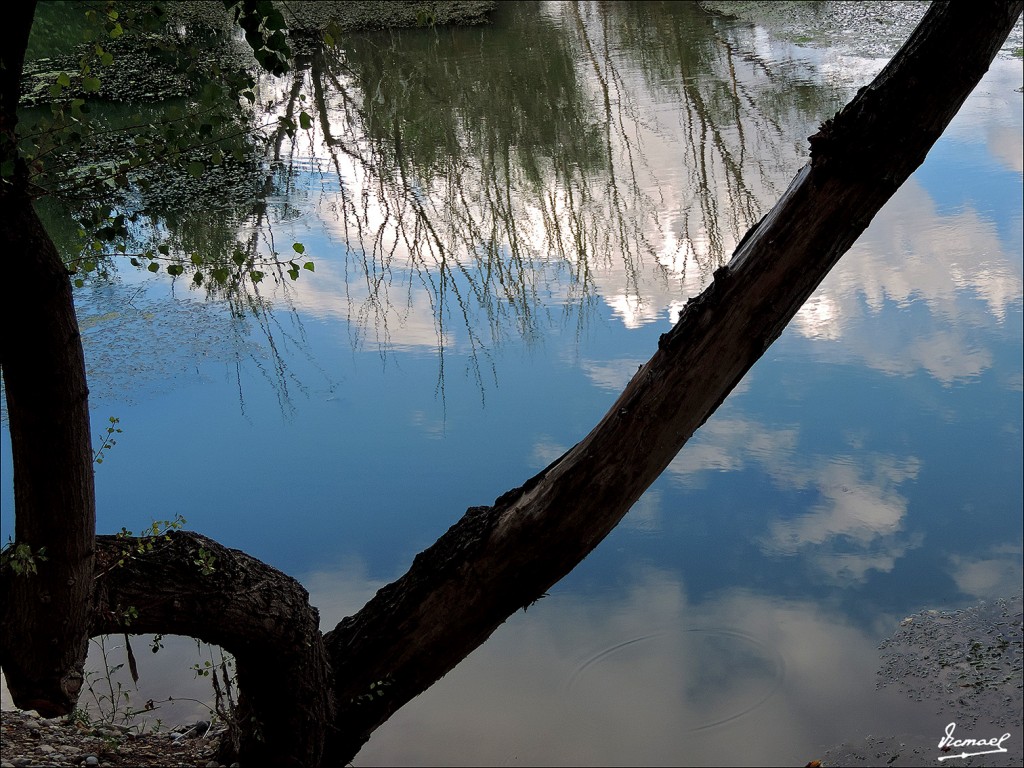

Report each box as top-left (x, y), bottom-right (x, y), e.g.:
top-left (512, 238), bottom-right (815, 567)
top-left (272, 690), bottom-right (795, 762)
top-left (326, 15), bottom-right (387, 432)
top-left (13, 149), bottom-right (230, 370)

top-left (0, 709), bottom-right (232, 767)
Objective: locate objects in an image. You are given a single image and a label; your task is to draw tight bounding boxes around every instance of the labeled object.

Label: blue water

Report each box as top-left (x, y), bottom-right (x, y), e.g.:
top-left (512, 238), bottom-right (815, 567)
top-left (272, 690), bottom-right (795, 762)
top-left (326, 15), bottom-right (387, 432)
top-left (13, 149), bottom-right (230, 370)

top-left (2, 3), bottom-right (1022, 764)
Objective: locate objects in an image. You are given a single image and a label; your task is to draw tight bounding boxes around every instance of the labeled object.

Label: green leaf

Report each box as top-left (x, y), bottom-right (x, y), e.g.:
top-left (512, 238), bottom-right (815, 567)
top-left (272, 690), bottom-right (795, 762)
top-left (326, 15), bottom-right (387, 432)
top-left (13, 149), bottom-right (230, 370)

top-left (57, 72), bottom-right (71, 87)
top-left (186, 161), bottom-right (205, 178)
top-left (74, 278), bottom-right (85, 288)
top-left (83, 75), bottom-right (101, 92)
top-left (167, 264), bottom-right (184, 277)
top-left (147, 262), bottom-right (160, 273)
top-left (250, 270), bottom-right (264, 283)
top-left (288, 267), bottom-right (299, 280)
top-left (109, 23), bottom-right (123, 39)
top-left (292, 242), bottom-right (305, 254)
top-left (299, 111), bottom-right (312, 130)
top-left (210, 149), bottom-right (224, 166)
top-left (190, 253), bottom-right (203, 265)
top-left (303, 261), bottom-right (315, 272)
top-left (157, 244), bottom-right (170, 256)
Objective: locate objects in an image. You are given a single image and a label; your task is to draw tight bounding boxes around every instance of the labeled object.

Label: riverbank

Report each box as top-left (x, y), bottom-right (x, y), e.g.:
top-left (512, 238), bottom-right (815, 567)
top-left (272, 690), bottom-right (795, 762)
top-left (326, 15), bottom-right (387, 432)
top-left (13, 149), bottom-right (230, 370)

top-left (820, 595), bottom-right (1023, 766)
top-left (0, 711), bottom-right (222, 767)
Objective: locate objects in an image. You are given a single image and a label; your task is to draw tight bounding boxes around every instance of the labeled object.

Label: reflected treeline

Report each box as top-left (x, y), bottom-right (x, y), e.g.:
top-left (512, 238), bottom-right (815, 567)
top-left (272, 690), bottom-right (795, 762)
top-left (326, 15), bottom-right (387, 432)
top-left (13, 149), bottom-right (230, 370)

top-left (257, 0), bottom-right (855, 363)
top-left (569, 1), bottom-right (849, 273)
top-left (22, 2), bottom-right (323, 410)
top-left (279, 1), bottom-right (621, 369)
top-left (31, 1), bottom-right (858, 394)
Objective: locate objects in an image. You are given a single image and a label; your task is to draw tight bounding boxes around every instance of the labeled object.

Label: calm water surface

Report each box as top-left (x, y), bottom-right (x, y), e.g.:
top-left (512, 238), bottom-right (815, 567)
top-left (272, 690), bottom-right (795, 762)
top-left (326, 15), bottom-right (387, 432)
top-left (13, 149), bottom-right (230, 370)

top-left (2, 2), bottom-right (1022, 764)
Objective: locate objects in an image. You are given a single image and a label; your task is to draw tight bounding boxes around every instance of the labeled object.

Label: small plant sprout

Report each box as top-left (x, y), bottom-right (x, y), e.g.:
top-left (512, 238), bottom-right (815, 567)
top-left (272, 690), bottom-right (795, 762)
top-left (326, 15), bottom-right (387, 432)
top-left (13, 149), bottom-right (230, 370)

top-left (0, 540), bottom-right (48, 577)
top-left (93, 416), bottom-right (123, 464)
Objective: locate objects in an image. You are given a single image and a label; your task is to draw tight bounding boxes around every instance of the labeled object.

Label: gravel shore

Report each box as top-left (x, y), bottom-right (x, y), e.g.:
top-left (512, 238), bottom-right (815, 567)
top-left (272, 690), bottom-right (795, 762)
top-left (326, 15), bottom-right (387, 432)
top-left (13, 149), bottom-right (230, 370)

top-left (821, 596), bottom-right (1023, 767)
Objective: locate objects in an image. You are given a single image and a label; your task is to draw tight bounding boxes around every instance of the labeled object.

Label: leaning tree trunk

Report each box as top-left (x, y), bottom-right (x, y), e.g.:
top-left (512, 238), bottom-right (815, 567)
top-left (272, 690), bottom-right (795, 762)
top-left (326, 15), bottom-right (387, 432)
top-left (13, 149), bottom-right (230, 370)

top-left (2, 2), bottom-right (1020, 767)
top-left (319, 1), bottom-right (1024, 762)
top-left (0, 0), bottom-right (96, 717)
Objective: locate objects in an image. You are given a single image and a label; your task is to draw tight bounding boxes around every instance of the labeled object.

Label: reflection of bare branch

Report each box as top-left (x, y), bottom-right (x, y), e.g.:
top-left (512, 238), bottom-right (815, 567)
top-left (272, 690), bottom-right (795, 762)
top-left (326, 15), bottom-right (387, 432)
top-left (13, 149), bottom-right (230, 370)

top-left (34, 1), bottom-right (859, 418)
top-left (280, 18), bottom-right (652, 365)
top-left (108, 2), bottom-right (859, 403)
top-left (287, 0), bottom-right (844, 371)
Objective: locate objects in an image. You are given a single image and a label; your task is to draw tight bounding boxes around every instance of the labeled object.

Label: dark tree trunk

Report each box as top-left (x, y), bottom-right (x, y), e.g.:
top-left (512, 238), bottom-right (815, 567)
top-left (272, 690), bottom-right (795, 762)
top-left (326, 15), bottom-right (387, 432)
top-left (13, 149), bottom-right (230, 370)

top-left (319, 2), bottom-right (1024, 762)
top-left (0, 0), bottom-right (96, 717)
top-left (1, 2), bottom-right (1020, 767)
top-left (89, 531), bottom-right (334, 767)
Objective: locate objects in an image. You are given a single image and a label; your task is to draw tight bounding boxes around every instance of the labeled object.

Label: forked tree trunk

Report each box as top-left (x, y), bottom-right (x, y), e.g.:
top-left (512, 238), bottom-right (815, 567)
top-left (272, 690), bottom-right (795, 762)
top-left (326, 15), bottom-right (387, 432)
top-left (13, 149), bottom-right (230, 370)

top-left (2, 2), bottom-right (1021, 767)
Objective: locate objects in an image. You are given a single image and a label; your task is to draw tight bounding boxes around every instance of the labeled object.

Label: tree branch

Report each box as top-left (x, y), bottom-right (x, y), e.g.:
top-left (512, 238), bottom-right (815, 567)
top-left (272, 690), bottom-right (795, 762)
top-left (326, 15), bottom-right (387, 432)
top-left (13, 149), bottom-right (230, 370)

top-left (320, 1), bottom-right (1023, 762)
top-left (90, 531), bottom-right (334, 767)
top-left (3, 4), bottom-right (1020, 768)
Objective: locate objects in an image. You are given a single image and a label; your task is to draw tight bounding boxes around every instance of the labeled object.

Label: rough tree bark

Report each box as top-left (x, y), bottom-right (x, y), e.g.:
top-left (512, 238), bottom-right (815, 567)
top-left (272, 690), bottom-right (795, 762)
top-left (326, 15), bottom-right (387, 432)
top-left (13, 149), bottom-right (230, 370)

top-left (0, 0), bottom-right (96, 718)
top-left (1, 2), bottom-right (1021, 767)
top-left (89, 533), bottom-right (334, 767)
top-left (320, 2), bottom-right (1023, 761)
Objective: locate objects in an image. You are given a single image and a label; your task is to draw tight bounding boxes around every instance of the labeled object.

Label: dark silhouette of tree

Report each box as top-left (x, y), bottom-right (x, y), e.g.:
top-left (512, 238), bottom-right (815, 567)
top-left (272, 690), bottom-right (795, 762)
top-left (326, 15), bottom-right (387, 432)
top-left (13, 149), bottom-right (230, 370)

top-left (2, 2), bottom-right (1020, 765)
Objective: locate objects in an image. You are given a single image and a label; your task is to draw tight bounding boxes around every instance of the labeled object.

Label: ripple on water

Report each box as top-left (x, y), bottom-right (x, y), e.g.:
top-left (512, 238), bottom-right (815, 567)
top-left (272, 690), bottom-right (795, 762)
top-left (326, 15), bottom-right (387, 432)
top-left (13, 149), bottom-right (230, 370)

top-left (565, 627), bottom-right (785, 734)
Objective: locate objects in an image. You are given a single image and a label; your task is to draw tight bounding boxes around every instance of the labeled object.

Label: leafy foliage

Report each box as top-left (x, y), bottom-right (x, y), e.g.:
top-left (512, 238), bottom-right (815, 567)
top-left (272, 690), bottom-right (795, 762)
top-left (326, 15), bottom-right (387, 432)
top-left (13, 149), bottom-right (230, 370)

top-left (222, 0), bottom-right (292, 77)
top-left (93, 415), bottom-right (122, 464)
top-left (16, 1), bottom-right (317, 294)
top-left (0, 541), bottom-right (48, 577)
top-left (95, 514), bottom-right (187, 576)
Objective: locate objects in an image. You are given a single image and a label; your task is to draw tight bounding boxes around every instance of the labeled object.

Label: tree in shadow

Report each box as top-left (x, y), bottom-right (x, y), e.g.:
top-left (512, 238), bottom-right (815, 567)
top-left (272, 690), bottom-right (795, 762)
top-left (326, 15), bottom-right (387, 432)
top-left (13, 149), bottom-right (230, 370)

top-left (2, 2), bottom-right (1020, 766)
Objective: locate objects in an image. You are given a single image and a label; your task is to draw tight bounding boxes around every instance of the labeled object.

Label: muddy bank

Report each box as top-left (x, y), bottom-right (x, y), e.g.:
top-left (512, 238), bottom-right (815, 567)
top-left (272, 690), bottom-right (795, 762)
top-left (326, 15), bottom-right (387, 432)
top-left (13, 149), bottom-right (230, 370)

top-left (821, 596), bottom-right (1023, 766)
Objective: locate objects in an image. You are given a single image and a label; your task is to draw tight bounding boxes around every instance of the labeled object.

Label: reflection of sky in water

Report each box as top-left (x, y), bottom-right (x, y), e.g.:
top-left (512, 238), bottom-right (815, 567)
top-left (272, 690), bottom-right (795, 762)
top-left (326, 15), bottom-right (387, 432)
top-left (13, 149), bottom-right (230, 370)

top-left (1, 3), bottom-right (1022, 763)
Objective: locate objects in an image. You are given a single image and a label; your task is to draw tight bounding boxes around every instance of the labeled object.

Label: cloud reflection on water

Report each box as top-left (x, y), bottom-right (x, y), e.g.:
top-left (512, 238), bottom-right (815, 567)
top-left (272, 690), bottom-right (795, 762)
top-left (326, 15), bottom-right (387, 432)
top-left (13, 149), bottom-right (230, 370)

top-left (666, 415), bottom-right (923, 584)
top-left (305, 565), bottom-right (933, 766)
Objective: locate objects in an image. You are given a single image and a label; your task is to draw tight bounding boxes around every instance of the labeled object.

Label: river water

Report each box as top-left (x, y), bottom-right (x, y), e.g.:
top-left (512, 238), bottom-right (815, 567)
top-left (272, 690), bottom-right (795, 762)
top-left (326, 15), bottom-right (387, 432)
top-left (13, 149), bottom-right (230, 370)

top-left (2, 2), bottom-right (1022, 764)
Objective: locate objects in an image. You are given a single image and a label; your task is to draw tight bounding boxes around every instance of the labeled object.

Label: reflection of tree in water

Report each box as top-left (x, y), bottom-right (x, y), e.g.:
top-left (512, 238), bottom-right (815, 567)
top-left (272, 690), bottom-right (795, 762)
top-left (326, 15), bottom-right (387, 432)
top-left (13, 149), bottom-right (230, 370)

top-left (571, 1), bottom-right (850, 280)
top-left (20, 3), bottom-right (324, 413)
top-left (255, 0), bottom-right (854, 366)
top-left (37, 1), bottom-right (857, 399)
top-left (287, 4), bottom-right (615, 380)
